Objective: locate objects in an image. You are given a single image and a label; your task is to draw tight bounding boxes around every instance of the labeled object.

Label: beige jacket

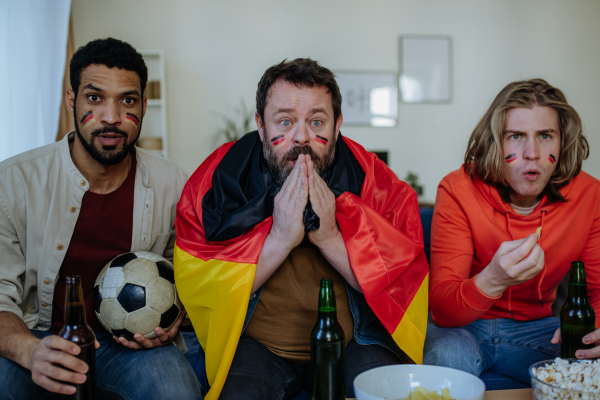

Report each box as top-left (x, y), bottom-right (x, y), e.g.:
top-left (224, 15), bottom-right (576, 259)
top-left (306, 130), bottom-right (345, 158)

top-left (0, 132), bottom-right (188, 330)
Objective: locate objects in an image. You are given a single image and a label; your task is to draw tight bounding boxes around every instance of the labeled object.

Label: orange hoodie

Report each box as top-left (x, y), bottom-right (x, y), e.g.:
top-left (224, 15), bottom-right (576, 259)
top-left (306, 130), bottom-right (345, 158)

top-left (430, 166), bottom-right (600, 328)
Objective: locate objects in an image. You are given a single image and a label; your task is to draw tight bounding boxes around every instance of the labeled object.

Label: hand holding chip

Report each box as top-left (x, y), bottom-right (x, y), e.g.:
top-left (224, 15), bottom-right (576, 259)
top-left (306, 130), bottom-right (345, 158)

top-left (475, 233), bottom-right (544, 298)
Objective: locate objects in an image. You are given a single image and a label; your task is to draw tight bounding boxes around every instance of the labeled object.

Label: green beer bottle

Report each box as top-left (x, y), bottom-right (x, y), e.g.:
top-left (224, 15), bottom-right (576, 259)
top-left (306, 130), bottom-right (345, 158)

top-left (310, 279), bottom-right (345, 400)
top-left (59, 275), bottom-right (96, 400)
top-left (560, 261), bottom-right (596, 359)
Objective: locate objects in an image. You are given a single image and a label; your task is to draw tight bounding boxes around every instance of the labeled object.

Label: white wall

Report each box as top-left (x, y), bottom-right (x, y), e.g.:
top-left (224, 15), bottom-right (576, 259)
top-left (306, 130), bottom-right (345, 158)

top-left (72, 0), bottom-right (600, 203)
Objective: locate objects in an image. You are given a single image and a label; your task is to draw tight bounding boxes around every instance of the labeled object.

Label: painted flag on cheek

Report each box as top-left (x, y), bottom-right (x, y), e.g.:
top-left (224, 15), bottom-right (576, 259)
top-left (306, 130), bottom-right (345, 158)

top-left (271, 136), bottom-right (285, 149)
top-left (314, 136), bottom-right (328, 149)
top-left (80, 111), bottom-right (96, 128)
top-left (125, 113), bottom-right (139, 128)
top-left (505, 153), bottom-right (517, 164)
top-left (547, 154), bottom-right (556, 166)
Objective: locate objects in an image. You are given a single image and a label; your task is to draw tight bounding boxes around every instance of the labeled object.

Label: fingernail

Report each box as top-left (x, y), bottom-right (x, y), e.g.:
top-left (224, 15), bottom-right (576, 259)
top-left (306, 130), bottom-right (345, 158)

top-left (576, 351), bottom-right (583, 358)
top-left (67, 387), bottom-right (76, 394)
top-left (583, 336), bottom-right (590, 344)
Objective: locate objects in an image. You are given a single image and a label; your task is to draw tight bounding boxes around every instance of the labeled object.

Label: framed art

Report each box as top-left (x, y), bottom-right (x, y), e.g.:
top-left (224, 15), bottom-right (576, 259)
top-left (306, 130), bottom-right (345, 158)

top-left (399, 36), bottom-right (452, 103)
top-left (334, 71), bottom-right (398, 127)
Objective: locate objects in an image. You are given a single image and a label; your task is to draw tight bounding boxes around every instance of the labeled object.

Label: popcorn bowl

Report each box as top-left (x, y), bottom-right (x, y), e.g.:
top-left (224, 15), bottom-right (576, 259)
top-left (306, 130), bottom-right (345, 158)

top-left (530, 358), bottom-right (600, 400)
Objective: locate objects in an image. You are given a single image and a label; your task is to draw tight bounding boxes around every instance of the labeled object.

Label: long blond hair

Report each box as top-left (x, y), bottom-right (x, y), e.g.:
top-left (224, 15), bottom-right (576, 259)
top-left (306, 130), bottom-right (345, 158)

top-left (464, 78), bottom-right (589, 202)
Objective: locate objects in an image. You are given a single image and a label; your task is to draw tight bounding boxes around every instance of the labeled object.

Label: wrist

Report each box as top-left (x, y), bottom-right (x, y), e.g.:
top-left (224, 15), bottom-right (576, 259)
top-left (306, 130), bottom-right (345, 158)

top-left (19, 336), bottom-right (41, 370)
top-left (313, 226), bottom-right (341, 248)
top-left (265, 230), bottom-right (297, 256)
top-left (475, 270), bottom-right (506, 298)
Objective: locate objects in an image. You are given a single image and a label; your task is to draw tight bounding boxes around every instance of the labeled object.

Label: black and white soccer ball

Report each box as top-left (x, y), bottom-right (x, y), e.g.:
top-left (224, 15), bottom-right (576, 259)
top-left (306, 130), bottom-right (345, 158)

top-left (93, 251), bottom-right (182, 341)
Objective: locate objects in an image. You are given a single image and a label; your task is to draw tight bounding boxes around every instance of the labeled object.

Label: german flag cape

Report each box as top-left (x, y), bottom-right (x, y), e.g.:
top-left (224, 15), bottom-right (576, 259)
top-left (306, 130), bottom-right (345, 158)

top-left (174, 132), bottom-right (428, 399)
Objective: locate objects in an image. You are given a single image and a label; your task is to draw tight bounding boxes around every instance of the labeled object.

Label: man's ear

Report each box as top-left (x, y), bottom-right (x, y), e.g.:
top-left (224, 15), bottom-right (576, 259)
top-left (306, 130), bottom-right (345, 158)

top-left (65, 89), bottom-right (75, 117)
top-left (334, 114), bottom-right (343, 139)
top-left (255, 112), bottom-right (265, 142)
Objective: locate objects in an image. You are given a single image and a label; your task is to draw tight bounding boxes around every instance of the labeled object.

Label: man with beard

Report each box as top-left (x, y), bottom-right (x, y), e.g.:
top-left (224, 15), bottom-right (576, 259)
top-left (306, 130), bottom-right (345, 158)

top-left (174, 58), bottom-right (429, 400)
top-left (0, 38), bottom-right (202, 399)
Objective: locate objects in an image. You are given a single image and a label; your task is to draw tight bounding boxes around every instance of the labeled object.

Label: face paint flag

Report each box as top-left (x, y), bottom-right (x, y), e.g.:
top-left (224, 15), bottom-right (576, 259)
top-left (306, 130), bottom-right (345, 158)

top-left (505, 153), bottom-right (517, 164)
top-left (548, 154), bottom-right (556, 165)
top-left (174, 131), bottom-right (429, 399)
top-left (125, 113), bottom-right (139, 128)
top-left (80, 111), bottom-right (96, 128)
top-left (271, 136), bottom-right (285, 149)
top-left (314, 136), bottom-right (328, 149)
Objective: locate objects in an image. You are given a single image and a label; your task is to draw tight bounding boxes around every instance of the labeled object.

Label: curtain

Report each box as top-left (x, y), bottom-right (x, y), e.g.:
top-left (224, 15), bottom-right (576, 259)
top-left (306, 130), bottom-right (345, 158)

top-left (0, 0), bottom-right (71, 162)
top-left (56, 14), bottom-right (75, 142)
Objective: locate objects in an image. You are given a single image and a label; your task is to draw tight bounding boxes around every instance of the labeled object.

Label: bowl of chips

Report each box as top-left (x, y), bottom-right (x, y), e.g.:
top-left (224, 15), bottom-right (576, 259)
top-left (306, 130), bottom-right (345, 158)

top-left (353, 364), bottom-right (485, 400)
top-left (530, 358), bottom-right (600, 400)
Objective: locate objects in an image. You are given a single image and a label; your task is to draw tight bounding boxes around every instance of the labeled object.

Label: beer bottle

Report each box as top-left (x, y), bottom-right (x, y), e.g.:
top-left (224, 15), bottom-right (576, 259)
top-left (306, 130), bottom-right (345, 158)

top-left (560, 261), bottom-right (596, 359)
top-left (310, 279), bottom-right (345, 400)
top-left (59, 275), bottom-right (96, 399)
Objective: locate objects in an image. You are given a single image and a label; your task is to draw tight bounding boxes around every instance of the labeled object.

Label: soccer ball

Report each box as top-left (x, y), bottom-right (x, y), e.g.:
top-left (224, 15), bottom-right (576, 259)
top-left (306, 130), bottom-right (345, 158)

top-left (93, 251), bottom-right (182, 341)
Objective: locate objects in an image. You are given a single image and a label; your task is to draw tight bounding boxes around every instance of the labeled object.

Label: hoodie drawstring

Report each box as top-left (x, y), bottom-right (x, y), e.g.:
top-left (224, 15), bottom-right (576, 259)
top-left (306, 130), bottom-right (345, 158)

top-left (537, 210), bottom-right (547, 308)
top-left (504, 209), bottom-right (547, 319)
top-left (505, 213), bottom-right (514, 318)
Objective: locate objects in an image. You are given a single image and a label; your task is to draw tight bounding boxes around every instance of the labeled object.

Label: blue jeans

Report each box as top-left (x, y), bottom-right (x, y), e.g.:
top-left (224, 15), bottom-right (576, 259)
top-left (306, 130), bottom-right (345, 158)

top-left (218, 334), bottom-right (401, 400)
top-left (0, 330), bottom-right (203, 400)
top-left (423, 316), bottom-right (560, 390)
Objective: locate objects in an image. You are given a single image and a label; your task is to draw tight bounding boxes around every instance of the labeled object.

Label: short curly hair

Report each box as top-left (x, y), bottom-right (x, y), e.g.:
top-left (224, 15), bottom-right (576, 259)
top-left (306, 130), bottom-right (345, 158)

top-left (464, 78), bottom-right (589, 203)
top-left (256, 58), bottom-right (342, 125)
top-left (70, 37), bottom-right (148, 98)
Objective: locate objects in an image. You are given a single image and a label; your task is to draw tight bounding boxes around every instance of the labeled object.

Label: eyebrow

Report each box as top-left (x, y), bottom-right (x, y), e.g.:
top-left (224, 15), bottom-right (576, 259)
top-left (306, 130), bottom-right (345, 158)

top-left (310, 107), bottom-right (327, 115)
top-left (82, 83), bottom-right (102, 91)
top-left (81, 84), bottom-right (140, 97)
top-left (273, 107), bottom-right (328, 115)
top-left (504, 129), bottom-right (558, 134)
top-left (123, 90), bottom-right (141, 96)
top-left (274, 108), bottom-right (295, 115)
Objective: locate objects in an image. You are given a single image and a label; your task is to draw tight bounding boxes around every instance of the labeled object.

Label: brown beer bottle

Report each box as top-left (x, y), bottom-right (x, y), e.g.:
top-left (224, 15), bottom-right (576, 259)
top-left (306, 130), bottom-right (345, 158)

top-left (560, 261), bottom-right (596, 359)
top-left (310, 279), bottom-right (345, 400)
top-left (59, 275), bottom-right (96, 399)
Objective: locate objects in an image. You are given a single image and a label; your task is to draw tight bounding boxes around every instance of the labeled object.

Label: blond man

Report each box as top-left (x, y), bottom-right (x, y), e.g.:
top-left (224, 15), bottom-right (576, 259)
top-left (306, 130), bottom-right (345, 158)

top-left (425, 79), bottom-right (598, 389)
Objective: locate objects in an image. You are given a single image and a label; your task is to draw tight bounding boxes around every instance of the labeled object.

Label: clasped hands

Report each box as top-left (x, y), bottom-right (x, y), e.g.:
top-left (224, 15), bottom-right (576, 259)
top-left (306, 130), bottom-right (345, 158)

top-left (271, 153), bottom-right (338, 252)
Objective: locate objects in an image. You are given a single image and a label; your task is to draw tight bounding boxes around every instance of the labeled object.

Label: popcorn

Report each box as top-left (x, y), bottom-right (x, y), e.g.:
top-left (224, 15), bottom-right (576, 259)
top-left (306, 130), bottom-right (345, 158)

top-left (531, 358), bottom-right (600, 400)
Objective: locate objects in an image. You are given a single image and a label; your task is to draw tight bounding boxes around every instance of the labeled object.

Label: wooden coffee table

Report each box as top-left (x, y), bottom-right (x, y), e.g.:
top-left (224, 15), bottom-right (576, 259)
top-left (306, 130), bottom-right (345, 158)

top-left (485, 388), bottom-right (531, 399)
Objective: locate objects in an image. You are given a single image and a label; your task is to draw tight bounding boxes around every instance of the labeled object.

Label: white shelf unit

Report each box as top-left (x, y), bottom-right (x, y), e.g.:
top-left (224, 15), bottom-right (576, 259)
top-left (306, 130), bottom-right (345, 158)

top-left (139, 50), bottom-right (168, 158)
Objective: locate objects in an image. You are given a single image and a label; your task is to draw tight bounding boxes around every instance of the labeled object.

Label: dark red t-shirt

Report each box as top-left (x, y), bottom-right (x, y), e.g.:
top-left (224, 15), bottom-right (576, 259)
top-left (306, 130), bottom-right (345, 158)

top-left (50, 155), bottom-right (136, 334)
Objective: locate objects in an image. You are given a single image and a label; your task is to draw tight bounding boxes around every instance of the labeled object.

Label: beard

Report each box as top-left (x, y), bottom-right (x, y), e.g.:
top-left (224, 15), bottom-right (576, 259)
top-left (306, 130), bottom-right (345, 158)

top-left (74, 104), bottom-right (140, 166)
top-left (263, 128), bottom-right (336, 186)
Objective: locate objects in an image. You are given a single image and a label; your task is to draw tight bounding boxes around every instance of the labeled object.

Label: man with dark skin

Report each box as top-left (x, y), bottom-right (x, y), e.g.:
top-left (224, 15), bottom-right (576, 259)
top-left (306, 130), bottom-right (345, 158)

top-left (0, 38), bottom-right (201, 399)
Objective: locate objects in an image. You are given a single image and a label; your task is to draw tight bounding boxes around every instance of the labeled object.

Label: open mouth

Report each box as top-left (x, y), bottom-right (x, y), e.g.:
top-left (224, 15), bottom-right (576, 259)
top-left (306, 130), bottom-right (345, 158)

top-left (96, 134), bottom-right (124, 147)
top-left (524, 170), bottom-right (541, 181)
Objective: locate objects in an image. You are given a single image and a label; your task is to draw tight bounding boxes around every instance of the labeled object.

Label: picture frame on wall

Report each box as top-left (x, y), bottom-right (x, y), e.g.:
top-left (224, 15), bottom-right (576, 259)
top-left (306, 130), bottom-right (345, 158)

top-left (399, 35), bottom-right (452, 103)
top-left (334, 71), bottom-right (398, 127)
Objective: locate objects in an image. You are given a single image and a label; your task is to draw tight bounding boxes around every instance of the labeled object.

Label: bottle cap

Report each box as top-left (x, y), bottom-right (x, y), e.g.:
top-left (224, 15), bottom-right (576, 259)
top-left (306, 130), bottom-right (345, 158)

top-left (320, 279), bottom-right (333, 287)
top-left (65, 275), bottom-right (81, 284)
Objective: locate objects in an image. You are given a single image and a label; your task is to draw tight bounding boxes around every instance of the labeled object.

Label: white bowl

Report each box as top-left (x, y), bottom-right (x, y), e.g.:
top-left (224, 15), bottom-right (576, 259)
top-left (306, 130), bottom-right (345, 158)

top-left (354, 364), bottom-right (485, 400)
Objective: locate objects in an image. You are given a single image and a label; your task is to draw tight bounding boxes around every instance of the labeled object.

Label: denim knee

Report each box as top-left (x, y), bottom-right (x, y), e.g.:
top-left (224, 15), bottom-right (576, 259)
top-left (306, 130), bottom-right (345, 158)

top-left (423, 320), bottom-right (483, 376)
